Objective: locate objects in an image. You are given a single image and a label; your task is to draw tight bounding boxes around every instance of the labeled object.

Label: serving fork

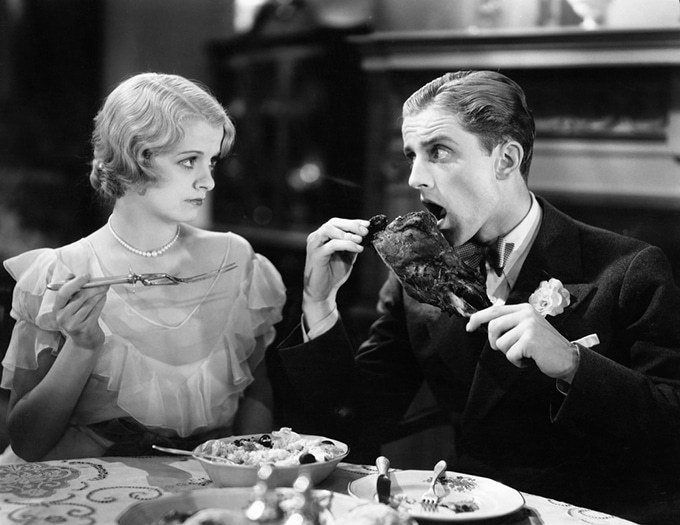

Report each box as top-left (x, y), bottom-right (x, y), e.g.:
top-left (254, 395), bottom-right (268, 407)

top-left (46, 262), bottom-right (237, 291)
top-left (151, 444), bottom-right (233, 463)
top-left (420, 459), bottom-right (447, 511)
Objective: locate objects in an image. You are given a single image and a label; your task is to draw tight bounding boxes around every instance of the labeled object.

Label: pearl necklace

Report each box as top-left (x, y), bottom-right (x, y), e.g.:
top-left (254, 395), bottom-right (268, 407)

top-left (107, 217), bottom-right (180, 258)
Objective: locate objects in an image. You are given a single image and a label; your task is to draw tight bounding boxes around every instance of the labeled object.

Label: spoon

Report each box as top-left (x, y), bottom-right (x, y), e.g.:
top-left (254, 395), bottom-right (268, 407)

top-left (152, 444), bottom-right (233, 463)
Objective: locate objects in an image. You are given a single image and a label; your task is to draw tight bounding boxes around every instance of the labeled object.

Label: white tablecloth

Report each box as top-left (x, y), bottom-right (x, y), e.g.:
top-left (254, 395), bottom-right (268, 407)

top-left (0, 457), bottom-right (638, 524)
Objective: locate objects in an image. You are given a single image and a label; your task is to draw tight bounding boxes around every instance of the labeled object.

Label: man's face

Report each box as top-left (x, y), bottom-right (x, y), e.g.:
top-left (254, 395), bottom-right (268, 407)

top-left (402, 106), bottom-right (504, 247)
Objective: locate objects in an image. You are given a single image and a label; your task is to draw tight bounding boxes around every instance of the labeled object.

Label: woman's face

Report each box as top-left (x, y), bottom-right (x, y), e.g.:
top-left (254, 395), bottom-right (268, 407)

top-left (140, 119), bottom-right (224, 223)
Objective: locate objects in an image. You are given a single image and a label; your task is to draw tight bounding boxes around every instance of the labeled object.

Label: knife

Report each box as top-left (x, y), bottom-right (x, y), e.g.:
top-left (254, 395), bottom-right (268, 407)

top-left (376, 455), bottom-right (391, 504)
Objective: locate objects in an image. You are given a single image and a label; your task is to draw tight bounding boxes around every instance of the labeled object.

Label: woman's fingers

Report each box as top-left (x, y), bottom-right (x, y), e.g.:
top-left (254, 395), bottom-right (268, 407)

top-left (66, 287), bottom-right (108, 318)
top-left (52, 274), bottom-right (89, 310)
top-left (55, 288), bottom-right (108, 348)
top-left (52, 274), bottom-right (109, 346)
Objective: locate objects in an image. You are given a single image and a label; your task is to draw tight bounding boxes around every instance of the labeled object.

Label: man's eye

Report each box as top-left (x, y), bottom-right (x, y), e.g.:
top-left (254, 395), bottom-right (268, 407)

top-left (431, 146), bottom-right (450, 161)
top-left (404, 152), bottom-right (415, 165)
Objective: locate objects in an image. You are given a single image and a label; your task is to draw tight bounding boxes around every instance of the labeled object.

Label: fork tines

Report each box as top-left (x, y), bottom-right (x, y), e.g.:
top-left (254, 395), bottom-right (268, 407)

top-left (140, 262), bottom-right (238, 286)
top-left (421, 498), bottom-right (439, 512)
top-left (420, 459), bottom-right (447, 512)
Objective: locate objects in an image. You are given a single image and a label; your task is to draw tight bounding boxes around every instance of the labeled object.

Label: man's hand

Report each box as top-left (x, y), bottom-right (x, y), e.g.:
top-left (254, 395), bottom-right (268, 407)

top-left (53, 274), bottom-right (108, 350)
top-left (466, 303), bottom-right (579, 383)
top-left (302, 218), bottom-right (369, 326)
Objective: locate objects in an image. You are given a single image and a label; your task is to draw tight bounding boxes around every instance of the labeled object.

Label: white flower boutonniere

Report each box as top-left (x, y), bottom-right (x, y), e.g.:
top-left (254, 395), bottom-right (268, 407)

top-left (529, 278), bottom-right (571, 317)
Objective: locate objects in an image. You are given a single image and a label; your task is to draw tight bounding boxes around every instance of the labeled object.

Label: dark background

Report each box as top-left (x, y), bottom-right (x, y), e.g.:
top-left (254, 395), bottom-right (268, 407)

top-left (1, 0), bottom-right (679, 465)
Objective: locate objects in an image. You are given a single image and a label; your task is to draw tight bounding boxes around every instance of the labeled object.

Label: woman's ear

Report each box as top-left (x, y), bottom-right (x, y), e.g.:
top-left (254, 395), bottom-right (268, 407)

top-left (495, 141), bottom-right (523, 179)
top-left (139, 149), bottom-right (153, 167)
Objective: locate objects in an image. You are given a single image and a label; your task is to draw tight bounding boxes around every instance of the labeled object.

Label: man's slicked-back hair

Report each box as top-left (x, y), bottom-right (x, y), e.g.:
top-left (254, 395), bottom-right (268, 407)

top-left (403, 70), bottom-right (536, 179)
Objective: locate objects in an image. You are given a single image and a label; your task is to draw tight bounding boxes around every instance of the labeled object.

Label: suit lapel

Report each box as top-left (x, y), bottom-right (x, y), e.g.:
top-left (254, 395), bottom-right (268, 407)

top-left (508, 198), bottom-right (595, 331)
top-left (464, 198), bottom-right (593, 421)
top-left (416, 297), bottom-right (474, 364)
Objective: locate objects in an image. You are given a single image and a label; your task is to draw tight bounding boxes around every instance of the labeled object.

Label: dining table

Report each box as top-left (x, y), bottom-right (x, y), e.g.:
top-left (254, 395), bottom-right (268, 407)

top-left (0, 455), bottom-right (638, 525)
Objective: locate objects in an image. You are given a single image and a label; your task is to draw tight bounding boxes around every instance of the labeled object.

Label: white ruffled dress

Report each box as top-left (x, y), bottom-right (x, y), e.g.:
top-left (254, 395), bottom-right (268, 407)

top-left (1, 231), bottom-right (286, 459)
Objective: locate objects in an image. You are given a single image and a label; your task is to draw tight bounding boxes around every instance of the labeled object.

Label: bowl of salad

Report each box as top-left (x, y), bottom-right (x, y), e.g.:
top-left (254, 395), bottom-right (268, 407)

top-left (192, 427), bottom-right (349, 487)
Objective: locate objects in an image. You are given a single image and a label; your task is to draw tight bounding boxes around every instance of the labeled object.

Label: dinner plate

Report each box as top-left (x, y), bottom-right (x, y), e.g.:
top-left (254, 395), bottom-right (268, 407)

top-left (348, 470), bottom-right (525, 522)
top-left (116, 487), bottom-right (361, 525)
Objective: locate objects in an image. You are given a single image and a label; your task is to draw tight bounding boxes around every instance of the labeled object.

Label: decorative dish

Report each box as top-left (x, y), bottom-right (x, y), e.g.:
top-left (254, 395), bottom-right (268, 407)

top-left (348, 469), bottom-right (525, 521)
top-left (191, 428), bottom-right (349, 487)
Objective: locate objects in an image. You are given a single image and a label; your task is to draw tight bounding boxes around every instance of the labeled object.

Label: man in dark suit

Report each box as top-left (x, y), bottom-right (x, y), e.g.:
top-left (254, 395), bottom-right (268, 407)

top-left (277, 70), bottom-right (680, 524)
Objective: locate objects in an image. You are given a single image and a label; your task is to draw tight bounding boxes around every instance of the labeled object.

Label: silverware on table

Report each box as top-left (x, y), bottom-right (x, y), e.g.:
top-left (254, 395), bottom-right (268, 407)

top-left (46, 262), bottom-right (237, 290)
top-left (151, 444), bottom-right (232, 463)
top-left (376, 455), bottom-right (391, 504)
top-left (420, 459), bottom-right (447, 511)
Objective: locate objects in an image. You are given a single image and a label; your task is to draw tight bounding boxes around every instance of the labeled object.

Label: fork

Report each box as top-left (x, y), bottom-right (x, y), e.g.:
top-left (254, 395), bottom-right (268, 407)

top-left (47, 262), bottom-right (237, 290)
top-left (151, 444), bottom-right (233, 463)
top-left (420, 459), bottom-right (447, 511)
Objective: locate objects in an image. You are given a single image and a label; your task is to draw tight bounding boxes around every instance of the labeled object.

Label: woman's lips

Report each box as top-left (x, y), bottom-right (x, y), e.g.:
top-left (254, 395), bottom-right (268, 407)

top-left (187, 198), bottom-right (204, 206)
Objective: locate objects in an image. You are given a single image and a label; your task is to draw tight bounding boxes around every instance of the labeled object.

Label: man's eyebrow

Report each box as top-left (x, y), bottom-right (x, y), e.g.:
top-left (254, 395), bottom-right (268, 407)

top-left (421, 134), bottom-right (454, 147)
top-left (404, 134), bottom-right (455, 153)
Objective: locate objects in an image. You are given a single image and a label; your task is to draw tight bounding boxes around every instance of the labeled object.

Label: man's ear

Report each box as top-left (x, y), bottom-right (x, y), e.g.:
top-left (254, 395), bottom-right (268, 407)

top-left (495, 141), bottom-right (523, 179)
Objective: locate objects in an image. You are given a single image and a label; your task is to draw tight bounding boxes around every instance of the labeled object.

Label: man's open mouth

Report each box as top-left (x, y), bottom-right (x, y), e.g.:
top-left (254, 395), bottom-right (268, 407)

top-left (423, 201), bottom-right (446, 220)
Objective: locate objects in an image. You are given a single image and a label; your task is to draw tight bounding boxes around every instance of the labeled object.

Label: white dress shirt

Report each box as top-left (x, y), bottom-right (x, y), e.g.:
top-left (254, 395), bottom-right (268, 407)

top-left (486, 192), bottom-right (542, 303)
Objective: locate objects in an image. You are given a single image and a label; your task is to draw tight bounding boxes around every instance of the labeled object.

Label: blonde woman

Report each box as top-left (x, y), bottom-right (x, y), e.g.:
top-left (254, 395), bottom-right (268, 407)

top-left (1, 73), bottom-right (286, 462)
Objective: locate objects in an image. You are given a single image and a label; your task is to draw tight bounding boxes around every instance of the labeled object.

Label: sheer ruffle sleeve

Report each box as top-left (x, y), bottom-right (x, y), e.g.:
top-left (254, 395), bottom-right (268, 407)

top-left (84, 235), bottom-right (286, 436)
top-left (2, 234), bottom-right (286, 438)
top-left (1, 248), bottom-right (73, 389)
top-left (226, 253), bottom-right (287, 383)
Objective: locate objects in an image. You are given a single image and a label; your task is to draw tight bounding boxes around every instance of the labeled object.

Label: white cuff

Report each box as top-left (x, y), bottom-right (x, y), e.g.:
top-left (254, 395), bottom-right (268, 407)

top-left (302, 307), bottom-right (339, 342)
top-left (555, 341), bottom-right (584, 396)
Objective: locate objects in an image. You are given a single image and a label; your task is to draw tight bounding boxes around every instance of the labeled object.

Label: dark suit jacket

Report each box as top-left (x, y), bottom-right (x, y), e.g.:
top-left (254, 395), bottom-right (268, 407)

top-left (277, 198), bottom-right (680, 523)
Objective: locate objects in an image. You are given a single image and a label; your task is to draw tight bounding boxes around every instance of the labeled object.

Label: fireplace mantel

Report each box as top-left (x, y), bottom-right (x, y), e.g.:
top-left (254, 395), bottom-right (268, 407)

top-left (350, 27), bottom-right (680, 214)
top-left (351, 27), bottom-right (680, 70)
top-left (349, 27), bottom-right (680, 293)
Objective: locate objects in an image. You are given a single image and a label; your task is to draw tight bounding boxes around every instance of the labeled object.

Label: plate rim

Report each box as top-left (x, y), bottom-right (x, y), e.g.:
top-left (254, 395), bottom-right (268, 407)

top-left (347, 469), bottom-right (526, 522)
top-left (116, 487), bottom-right (360, 525)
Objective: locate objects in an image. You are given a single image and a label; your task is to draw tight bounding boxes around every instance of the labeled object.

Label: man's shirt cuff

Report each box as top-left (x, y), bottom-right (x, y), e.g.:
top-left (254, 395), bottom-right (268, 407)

top-left (302, 307), bottom-right (339, 342)
top-left (555, 341), bottom-right (583, 396)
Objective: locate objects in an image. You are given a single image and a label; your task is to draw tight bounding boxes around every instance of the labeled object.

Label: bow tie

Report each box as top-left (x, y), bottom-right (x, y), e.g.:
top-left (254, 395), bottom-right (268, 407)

top-left (454, 237), bottom-right (515, 277)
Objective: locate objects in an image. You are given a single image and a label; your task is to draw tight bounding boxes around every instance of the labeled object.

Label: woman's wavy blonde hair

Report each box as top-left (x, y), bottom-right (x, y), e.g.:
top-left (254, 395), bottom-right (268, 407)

top-left (90, 72), bottom-right (235, 202)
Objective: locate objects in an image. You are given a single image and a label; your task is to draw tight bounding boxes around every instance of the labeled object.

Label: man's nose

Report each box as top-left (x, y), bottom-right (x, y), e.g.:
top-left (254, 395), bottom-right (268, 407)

top-left (408, 158), bottom-right (432, 189)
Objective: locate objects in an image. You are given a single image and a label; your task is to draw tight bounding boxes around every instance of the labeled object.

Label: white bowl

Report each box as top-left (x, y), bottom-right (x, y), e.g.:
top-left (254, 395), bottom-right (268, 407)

top-left (193, 433), bottom-right (349, 487)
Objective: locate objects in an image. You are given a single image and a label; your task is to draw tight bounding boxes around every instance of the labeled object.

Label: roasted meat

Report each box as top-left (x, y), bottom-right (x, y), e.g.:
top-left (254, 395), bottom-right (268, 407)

top-left (366, 211), bottom-right (492, 317)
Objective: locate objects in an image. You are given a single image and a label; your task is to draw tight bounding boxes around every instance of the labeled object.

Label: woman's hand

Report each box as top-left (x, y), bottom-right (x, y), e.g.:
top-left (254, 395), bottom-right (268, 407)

top-left (8, 275), bottom-right (110, 460)
top-left (302, 218), bottom-right (369, 323)
top-left (53, 274), bottom-right (108, 350)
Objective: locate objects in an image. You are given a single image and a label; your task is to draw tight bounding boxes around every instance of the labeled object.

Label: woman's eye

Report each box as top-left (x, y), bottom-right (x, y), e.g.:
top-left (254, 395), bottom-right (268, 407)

top-left (180, 158), bottom-right (196, 169)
